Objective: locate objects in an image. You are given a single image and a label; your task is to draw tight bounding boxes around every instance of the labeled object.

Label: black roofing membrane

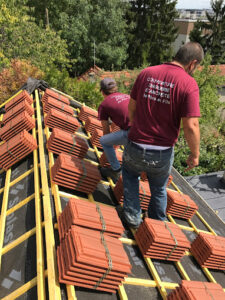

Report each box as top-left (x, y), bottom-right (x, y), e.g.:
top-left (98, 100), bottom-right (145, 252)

top-left (124, 284), bottom-right (161, 300)
top-left (3, 199), bottom-right (35, 247)
top-left (0, 235), bottom-right (37, 298)
top-left (16, 286), bottom-right (37, 300)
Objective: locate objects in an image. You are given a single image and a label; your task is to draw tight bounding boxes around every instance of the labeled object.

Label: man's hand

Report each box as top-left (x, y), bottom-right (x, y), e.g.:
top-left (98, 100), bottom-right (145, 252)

top-left (184, 153), bottom-right (199, 172)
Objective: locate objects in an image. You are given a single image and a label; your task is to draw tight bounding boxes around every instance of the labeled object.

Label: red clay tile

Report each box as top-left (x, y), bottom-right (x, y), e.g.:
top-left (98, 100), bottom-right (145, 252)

top-left (44, 108), bottom-right (80, 133)
top-left (0, 111), bottom-right (35, 141)
top-left (58, 198), bottom-right (124, 240)
top-left (78, 106), bottom-right (98, 122)
top-left (89, 128), bottom-right (103, 149)
top-left (0, 130), bottom-right (37, 170)
top-left (110, 122), bottom-right (120, 133)
top-left (51, 153), bottom-right (101, 193)
top-left (47, 128), bottom-right (88, 159)
top-left (166, 189), bottom-right (198, 219)
top-left (135, 218), bottom-right (190, 261)
top-left (84, 116), bottom-right (102, 135)
top-left (167, 280), bottom-right (225, 300)
top-left (99, 149), bottom-right (123, 168)
top-left (43, 96), bottom-right (74, 115)
top-left (5, 90), bottom-right (33, 112)
top-left (42, 89), bottom-right (70, 105)
top-left (2, 100), bottom-right (34, 124)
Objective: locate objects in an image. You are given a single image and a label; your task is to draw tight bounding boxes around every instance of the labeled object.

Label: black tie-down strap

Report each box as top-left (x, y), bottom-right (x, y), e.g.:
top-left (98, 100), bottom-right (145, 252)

top-left (164, 221), bottom-right (178, 260)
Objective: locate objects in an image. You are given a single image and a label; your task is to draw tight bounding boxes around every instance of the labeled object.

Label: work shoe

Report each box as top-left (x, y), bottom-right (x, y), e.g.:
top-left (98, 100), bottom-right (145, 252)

top-left (99, 166), bottom-right (121, 182)
top-left (119, 207), bottom-right (142, 230)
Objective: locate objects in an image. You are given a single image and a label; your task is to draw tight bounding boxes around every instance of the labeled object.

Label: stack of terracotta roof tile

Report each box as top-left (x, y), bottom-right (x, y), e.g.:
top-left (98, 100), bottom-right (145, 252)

top-left (42, 88), bottom-right (70, 105)
top-left (113, 176), bottom-right (151, 210)
top-left (51, 153), bottom-right (101, 193)
top-left (78, 106), bottom-right (98, 122)
top-left (89, 128), bottom-right (103, 149)
top-left (5, 90), bottom-right (33, 112)
top-left (43, 96), bottom-right (74, 115)
top-left (57, 225), bottom-right (131, 293)
top-left (191, 232), bottom-right (225, 270)
top-left (167, 280), bottom-right (225, 300)
top-left (44, 108), bottom-right (80, 133)
top-left (0, 130), bottom-right (37, 170)
top-left (166, 189), bottom-right (198, 219)
top-left (135, 218), bottom-right (190, 261)
top-left (47, 128), bottom-right (88, 159)
top-left (84, 116), bottom-right (102, 134)
top-left (58, 198), bottom-right (124, 240)
top-left (110, 122), bottom-right (120, 132)
top-left (0, 111), bottom-right (35, 141)
top-left (99, 149), bottom-right (123, 168)
top-left (2, 100), bottom-right (34, 124)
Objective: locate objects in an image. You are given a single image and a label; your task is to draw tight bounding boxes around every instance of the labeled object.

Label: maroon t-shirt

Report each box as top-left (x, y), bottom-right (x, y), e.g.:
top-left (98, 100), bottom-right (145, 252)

top-left (98, 92), bottom-right (130, 130)
top-left (129, 63), bottom-right (200, 146)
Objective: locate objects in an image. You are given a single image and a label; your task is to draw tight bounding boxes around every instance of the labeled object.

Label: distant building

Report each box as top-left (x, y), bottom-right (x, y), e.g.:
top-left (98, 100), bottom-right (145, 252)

top-left (173, 19), bottom-right (197, 53)
top-left (177, 9), bottom-right (213, 20)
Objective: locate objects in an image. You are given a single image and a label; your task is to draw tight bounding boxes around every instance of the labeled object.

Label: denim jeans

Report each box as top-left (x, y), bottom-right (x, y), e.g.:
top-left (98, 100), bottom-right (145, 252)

top-left (100, 130), bottom-right (128, 170)
top-left (122, 141), bottom-right (174, 226)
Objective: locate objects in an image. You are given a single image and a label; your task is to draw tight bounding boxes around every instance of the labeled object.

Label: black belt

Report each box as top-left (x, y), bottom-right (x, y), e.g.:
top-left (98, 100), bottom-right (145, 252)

top-left (128, 140), bottom-right (172, 153)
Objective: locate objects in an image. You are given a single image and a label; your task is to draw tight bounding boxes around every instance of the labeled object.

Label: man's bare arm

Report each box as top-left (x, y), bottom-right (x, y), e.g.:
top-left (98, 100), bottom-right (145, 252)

top-left (182, 117), bottom-right (200, 171)
top-left (101, 120), bottom-right (110, 135)
top-left (128, 97), bottom-right (136, 124)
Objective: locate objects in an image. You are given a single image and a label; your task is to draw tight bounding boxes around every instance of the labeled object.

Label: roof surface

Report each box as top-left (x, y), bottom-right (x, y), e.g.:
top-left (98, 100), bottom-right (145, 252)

top-left (0, 87), bottom-right (225, 300)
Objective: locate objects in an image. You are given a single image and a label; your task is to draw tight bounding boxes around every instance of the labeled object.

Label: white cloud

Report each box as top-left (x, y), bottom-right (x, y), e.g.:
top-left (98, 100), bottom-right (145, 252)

top-left (176, 0), bottom-right (211, 9)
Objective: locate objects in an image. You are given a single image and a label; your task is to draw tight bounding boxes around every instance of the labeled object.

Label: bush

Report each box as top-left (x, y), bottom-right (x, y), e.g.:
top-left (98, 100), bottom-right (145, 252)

top-left (0, 59), bottom-right (44, 104)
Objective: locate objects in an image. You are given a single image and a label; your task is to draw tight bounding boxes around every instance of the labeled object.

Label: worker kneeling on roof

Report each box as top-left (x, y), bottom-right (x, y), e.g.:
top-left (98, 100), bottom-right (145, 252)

top-left (98, 77), bottom-right (130, 181)
top-left (122, 42), bottom-right (204, 229)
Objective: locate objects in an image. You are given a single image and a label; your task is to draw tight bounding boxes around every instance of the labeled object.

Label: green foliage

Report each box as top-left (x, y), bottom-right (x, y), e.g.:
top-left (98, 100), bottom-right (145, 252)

top-left (0, 59), bottom-right (44, 103)
top-left (72, 80), bottom-right (103, 109)
top-left (174, 54), bottom-right (225, 176)
top-left (0, 1), bottom-right (70, 73)
top-left (194, 53), bottom-right (225, 124)
top-left (27, 0), bottom-right (129, 75)
top-left (190, 0), bottom-right (225, 64)
top-left (126, 0), bottom-right (178, 68)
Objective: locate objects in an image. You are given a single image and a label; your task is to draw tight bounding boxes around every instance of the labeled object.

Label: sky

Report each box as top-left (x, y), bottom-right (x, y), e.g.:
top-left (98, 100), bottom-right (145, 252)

top-left (176, 0), bottom-right (211, 9)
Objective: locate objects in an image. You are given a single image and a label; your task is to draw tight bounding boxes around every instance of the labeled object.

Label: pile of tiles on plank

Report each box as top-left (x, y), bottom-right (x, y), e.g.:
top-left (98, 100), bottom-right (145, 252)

top-left (84, 116), bottom-right (102, 135)
top-left (57, 198), bottom-right (131, 293)
top-left (114, 176), bottom-right (151, 210)
top-left (42, 88), bottom-right (70, 105)
top-left (191, 232), bottom-right (225, 270)
top-left (90, 128), bottom-right (103, 149)
top-left (5, 90), bottom-right (33, 111)
top-left (52, 153), bottom-right (101, 193)
top-left (167, 280), bottom-right (225, 299)
top-left (135, 218), bottom-right (190, 261)
top-left (2, 99), bottom-right (34, 124)
top-left (78, 105), bottom-right (98, 122)
top-left (0, 129), bottom-right (37, 170)
top-left (0, 111), bottom-right (35, 141)
top-left (44, 108), bottom-right (80, 133)
top-left (167, 189), bottom-right (198, 219)
top-left (99, 149), bottom-right (123, 168)
top-left (47, 128), bottom-right (88, 159)
top-left (43, 96), bottom-right (74, 116)
top-left (58, 198), bottom-right (124, 240)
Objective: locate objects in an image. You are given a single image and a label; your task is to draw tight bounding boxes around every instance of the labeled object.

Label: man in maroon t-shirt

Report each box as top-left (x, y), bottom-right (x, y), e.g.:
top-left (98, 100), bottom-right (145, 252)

top-left (98, 78), bottom-right (130, 181)
top-left (122, 42), bottom-right (204, 228)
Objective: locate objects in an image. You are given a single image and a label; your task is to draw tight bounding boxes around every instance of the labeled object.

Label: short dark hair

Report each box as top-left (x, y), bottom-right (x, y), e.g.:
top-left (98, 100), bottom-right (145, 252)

top-left (174, 42), bottom-right (204, 65)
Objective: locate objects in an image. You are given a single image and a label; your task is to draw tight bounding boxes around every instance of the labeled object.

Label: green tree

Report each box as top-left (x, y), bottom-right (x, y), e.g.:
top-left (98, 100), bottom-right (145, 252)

top-left (190, 0), bottom-right (225, 64)
top-left (174, 54), bottom-right (225, 176)
top-left (0, 0), bottom-right (69, 73)
top-left (27, 0), bottom-right (129, 75)
top-left (126, 0), bottom-right (178, 68)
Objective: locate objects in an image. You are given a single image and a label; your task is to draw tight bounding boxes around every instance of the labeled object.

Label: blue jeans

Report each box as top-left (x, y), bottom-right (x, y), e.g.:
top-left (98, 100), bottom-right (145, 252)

top-left (100, 130), bottom-right (128, 170)
top-left (122, 141), bottom-right (174, 226)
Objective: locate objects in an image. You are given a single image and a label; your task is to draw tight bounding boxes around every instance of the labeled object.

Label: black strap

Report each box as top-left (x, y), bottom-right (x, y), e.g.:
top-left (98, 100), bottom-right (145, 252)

top-left (94, 231), bottom-right (113, 289)
top-left (75, 160), bottom-right (87, 189)
top-left (164, 222), bottom-right (178, 259)
top-left (68, 134), bottom-right (76, 154)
